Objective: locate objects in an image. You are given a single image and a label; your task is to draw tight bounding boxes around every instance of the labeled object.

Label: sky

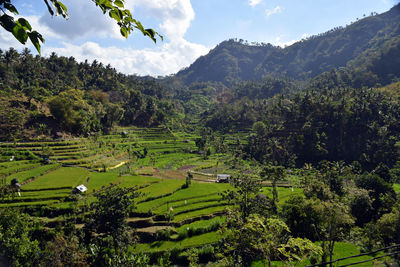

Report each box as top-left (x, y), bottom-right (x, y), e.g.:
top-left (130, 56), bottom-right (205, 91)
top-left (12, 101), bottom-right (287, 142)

top-left (0, 0), bottom-right (398, 77)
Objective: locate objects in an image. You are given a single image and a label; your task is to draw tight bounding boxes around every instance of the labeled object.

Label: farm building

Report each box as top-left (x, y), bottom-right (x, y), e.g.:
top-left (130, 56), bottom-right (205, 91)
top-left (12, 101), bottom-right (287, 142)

top-left (73, 184), bottom-right (87, 194)
top-left (42, 156), bottom-right (51, 164)
top-left (216, 174), bottom-right (231, 183)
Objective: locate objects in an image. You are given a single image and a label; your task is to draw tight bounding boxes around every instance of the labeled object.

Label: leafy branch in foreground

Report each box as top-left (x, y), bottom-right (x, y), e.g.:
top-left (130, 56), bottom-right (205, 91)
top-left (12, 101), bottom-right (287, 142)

top-left (0, 0), bottom-right (162, 54)
top-left (0, 0), bottom-right (44, 53)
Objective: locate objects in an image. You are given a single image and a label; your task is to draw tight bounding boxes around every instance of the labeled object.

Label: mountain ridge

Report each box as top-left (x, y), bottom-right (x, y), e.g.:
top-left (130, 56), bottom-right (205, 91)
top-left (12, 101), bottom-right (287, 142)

top-left (173, 4), bottom-right (400, 86)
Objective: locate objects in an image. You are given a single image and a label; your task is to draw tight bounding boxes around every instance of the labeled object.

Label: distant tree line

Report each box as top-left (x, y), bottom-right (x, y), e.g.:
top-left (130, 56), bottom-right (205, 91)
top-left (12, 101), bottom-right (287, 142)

top-left (203, 85), bottom-right (400, 171)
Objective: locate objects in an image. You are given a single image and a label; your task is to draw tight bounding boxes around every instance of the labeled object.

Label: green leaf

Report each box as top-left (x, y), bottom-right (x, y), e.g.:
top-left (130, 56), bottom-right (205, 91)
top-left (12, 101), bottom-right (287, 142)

top-left (100, 1), bottom-right (114, 10)
top-left (109, 9), bottom-right (121, 22)
top-left (114, 0), bottom-right (124, 8)
top-left (96, 0), bottom-right (107, 5)
top-left (143, 29), bottom-right (157, 43)
top-left (120, 27), bottom-right (128, 38)
top-left (12, 25), bottom-right (28, 44)
top-left (144, 28), bottom-right (155, 38)
top-left (43, 0), bottom-right (55, 16)
top-left (0, 14), bottom-right (17, 32)
top-left (17, 18), bottom-right (32, 31)
top-left (55, 1), bottom-right (69, 18)
top-left (3, 3), bottom-right (19, 15)
top-left (28, 31), bottom-right (45, 55)
top-left (134, 21), bottom-right (145, 32)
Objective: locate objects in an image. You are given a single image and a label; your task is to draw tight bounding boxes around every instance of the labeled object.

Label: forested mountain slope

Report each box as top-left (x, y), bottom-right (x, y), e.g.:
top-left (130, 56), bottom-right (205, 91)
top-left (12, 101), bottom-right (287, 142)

top-left (0, 51), bottom-right (177, 140)
top-left (174, 4), bottom-right (400, 85)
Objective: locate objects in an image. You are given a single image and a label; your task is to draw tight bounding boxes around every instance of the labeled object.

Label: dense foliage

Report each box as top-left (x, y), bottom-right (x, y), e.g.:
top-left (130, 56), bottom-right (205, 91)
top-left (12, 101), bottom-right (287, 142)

top-left (0, 48), bottom-right (176, 139)
top-left (205, 86), bottom-right (400, 170)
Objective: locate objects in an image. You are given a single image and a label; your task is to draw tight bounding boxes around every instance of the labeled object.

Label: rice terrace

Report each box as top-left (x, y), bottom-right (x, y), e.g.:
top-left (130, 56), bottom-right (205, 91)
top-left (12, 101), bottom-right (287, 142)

top-left (1, 0), bottom-right (400, 266)
top-left (1, 127), bottom-right (300, 264)
top-left (1, 126), bottom-right (399, 266)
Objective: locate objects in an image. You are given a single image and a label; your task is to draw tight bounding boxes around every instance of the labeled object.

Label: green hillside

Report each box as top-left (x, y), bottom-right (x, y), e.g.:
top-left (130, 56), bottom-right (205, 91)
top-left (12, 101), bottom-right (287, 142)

top-left (174, 4), bottom-right (400, 85)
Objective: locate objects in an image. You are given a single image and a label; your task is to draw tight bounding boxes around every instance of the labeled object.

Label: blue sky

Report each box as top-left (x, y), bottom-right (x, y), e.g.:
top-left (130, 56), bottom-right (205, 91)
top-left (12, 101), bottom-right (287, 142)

top-left (0, 0), bottom-right (397, 76)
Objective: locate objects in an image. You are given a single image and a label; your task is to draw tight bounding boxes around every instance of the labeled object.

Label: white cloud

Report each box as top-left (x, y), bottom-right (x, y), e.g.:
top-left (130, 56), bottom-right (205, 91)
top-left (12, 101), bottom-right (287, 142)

top-left (249, 0), bottom-right (263, 7)
top-left (274, 36), bottom-right (297, 48)
top-left (39, 0), bottom-right (121, 40)
top-left (127, 0), bottom-right (195, 41)
top-left (266, 6), bottom-right (283, 17)
top-left (43, 39), bottom-right (208, 76)
top-left (0, 30), bottom-right (27, 51)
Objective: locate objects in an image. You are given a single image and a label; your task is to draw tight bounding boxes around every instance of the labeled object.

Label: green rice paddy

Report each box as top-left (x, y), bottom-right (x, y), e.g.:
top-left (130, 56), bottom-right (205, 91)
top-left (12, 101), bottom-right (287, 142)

top-left (0, 127), bottom-right (375, 264)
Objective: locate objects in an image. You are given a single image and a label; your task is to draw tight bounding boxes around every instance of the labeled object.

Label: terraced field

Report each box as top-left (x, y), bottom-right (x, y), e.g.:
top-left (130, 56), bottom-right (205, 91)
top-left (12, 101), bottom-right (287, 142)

top-left (0, 127), bottom-right (303, 259)
top-left (0, 127), bottom-right (197, 171)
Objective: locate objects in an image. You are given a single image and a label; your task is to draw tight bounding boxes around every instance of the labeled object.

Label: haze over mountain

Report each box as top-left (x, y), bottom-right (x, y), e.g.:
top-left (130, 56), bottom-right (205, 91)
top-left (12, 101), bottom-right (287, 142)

top-left (174, 3), bottom-right (400, 86)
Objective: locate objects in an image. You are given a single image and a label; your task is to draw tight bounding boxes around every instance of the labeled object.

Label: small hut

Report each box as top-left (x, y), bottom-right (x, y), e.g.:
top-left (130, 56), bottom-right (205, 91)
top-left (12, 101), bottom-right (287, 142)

top-left (72, 184), bottom-right (87, 194)
top-left (42, 155), bottom-right (51, 164)
top-left (216, 174), bottom-right (231, 183)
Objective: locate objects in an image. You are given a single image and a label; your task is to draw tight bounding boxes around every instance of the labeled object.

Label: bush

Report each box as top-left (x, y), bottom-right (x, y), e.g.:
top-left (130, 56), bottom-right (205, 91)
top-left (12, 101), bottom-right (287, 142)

top-left (0, 209), bottom-right (41, 266)
top-left (177, 220), bottom-right (222, 240)
top-left (198, 244), bottom-right (216, 263)
top-left (155, 228), bottom-right (174, 241)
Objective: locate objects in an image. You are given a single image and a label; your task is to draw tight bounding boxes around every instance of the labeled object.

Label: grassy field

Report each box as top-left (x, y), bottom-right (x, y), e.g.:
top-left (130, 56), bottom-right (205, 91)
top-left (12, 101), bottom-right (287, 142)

top-left (260, 186), bottom-right (304, 206)
top-left (173, 205), bottom-right (229, 223)
top-left (22, 167), bottom-right (90, 190)
top-left (137, 152), bottom-right (199, 170)
top-left (137, 179), bottom-right (185, 202)
top-left (0, 162), bottom-right (41, 176)
top-left (137, 182), bottom-right (230, 213)
top-left (6, 164), bottom-right (60, 183)
top-left (135, 231), bottom-right (221, 253)
top-left (174, 216), bottom-right (224, 234)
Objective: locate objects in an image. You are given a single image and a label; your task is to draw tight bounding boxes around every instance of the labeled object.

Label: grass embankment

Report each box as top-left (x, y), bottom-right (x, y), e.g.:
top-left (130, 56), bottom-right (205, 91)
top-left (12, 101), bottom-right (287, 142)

top-left (0, 161), bottom-right (41, 177)
top-left (22, 167), bottom-right (90, 190)
top-left (137, 182), bottom-right (230, 213)
top-left (6, 164), bottom-right (60, 183)
top-left (137, 153), bottom-right (199, 170)
top-left (137, 179), bottom-right (185, 203)
top-left (135, 232), bottom-right (221, 253)
top-left (261, 187), bottom-right (304, 206)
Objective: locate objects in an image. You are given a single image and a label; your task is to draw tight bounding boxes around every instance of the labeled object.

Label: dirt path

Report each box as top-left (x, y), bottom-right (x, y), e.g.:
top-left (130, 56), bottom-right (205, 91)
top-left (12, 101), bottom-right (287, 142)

top-left (107, 160), bottom-right (129, 170)
top-left (178, 165), bottom-right (197, 172)
top-left (137, 165), bottom-right (203, 181)
top-left (150, 168), bottom-right (186, 180)
top-left (136, 226), bottom-right (171, 233)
